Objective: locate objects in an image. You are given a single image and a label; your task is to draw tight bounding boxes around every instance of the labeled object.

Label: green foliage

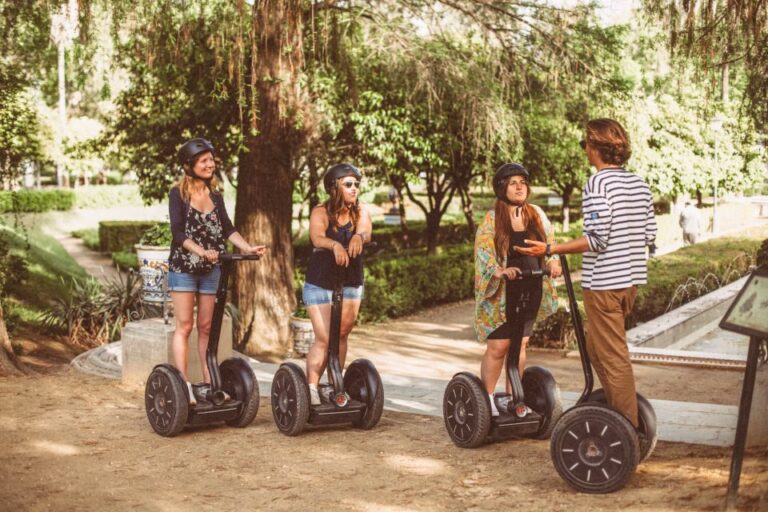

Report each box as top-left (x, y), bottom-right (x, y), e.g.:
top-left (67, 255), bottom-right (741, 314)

top-left (757, 239), bottom-right (768, 270)
top-left (295, 245), bottom-right (475, 321)
top-left (41, 271), bottom-right (145, 348)
top-left (2, 223), bottom-right (87, 313)
top-left (98, 220), bottom-right (158, 253)
top-left (111, 251), bottom-right (139, 271)
top-left (138, 223), bottom-right (172, 247)
top-left (0, 189), bottom-right (75, 213)
top-left (71, 228), bottom-right (100, 251)
top-left (0, 238), bottom-right (28, 300)
top-left (73, 185), bottom-right (144, 209)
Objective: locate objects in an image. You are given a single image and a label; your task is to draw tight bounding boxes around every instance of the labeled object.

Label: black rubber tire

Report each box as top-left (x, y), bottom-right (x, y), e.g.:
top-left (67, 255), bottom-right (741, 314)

top-left (221, 359), bottom-right (260, 428)
top-left (443, 374), bottom-right (491, 448)
top-left (145, 366), bottom-right (188, 437)
top-left (550, 404), bottom-right (640, 494)
top-left (271, 365), bottom-right (310, 436)
top-left (522, 366), bottom-right (564, 440)
top-left (588, 389), bottom-right (658, 462)
top-left (344, 363), bottom-right (384, 430)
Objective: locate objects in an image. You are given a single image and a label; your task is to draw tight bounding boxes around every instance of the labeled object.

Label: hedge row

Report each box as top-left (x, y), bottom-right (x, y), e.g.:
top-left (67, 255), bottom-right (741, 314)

top-left (98, 221), bottom-right (160, 253)
top-left (293, 221), bottom-right (473, 264)
top-left (0, 189), bottom-right (75, 213)
top-left (294, 245), bottom-right (474, 322)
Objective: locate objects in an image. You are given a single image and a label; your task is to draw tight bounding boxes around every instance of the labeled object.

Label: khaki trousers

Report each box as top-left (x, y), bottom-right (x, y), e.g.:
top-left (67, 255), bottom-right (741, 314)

top-left (583, 287), bottom-right (639, 428)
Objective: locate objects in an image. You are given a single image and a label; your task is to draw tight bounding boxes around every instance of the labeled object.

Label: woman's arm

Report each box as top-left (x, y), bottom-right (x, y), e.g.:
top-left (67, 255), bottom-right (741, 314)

top-left (309, 205), bottom-right (349, 267)
top-left (169, 187), bottom-right (190, 249)
top-left (348, 206), bottom-right (373, 258)
top-left (475, 211), bottom-right (504, 298)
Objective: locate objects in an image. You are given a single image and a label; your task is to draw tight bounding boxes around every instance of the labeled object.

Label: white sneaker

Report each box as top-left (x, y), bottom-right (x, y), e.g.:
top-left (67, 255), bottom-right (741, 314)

top-left (309, 385), bottom-right (321, 406)
top-left (186, 381), bottom-right (197, 406)
top-left (489, 394), bottom-right (499, 416)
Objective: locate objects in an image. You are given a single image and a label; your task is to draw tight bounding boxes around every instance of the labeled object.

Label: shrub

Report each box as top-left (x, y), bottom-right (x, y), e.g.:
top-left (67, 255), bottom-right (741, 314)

top-left (757, 238), bottom-right (768, 269)
top-left (73, 185), bottom-right (143, 209)
top-left (294, 245), bottom-right (474, 322)
top-left (294, 221), bottom-right (473, 265)
top-left (98, 220), bottom-right (159, 253)
top-left (112, 251), bottom-right (139, 271)
top-left (41, 271), bottom-right (145, 348)
top-left (71, 229), bottom-right (100, 251)
top-left (0, 189), bottom-right (75, 213)
top-left (139, 222), bottom-right (172, 246)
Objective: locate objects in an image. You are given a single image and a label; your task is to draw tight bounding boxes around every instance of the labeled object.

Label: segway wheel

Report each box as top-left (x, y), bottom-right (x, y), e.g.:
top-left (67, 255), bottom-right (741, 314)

top-left (443, 374), bottom-right (491, 448)
top-left (221, 358), bottom-right (260, 428)
top-left (550, 405), bottom-right (640, 493)
top-left (522, 366), bottom-right (563, 440)
top-left (271, 364), bottom-right (310, 436)
top-left (145, 366), bottom-right (188, 437)
top-left (588, 389), bottom-right (658, 462)
top-left (344, 359), bottom-right (384, 430)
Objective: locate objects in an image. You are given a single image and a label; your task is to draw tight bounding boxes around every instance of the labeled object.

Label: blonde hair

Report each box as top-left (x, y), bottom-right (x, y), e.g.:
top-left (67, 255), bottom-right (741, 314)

top-left (176, 153), bottom-right (221, 201)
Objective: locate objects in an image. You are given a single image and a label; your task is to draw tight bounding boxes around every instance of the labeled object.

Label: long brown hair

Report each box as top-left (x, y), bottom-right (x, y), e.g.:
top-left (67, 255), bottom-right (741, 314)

top-left (493, 180), bottom-right (546, 262)
top-left (323, 182), bottom-right (360, 230)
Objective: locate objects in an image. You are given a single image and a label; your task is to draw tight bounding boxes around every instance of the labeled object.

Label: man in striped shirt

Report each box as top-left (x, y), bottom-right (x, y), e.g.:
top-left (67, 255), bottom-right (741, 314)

top-left (515, 118), bottom-right (656, 428)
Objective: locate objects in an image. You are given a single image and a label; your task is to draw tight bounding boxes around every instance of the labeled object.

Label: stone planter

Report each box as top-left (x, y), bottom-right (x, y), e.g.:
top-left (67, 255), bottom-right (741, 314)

top-left (291, 316), bottom-right (315, 356)
top-left (135, 244), bottom-right (171, 303)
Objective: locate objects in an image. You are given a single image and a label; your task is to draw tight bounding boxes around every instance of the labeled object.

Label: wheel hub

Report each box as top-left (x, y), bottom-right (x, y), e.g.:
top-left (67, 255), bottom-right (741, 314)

top-left (454, 401), bottom-right (468, 425)
top-left (579, 437), bottom-right (608, 466)
top-left (154, 393), bottom-right (167, 415)
top-left (278, 390), bottom-right (290, 413)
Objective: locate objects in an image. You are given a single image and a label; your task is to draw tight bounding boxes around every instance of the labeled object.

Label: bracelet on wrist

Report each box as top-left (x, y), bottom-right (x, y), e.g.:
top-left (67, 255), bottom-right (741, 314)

top-left (545, 243), bottom-right (552, 257)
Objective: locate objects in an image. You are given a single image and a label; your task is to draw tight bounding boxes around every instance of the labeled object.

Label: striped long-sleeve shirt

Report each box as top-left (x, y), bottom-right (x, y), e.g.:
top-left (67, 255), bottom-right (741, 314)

top-left (581, 168), bottom-right (657, 290)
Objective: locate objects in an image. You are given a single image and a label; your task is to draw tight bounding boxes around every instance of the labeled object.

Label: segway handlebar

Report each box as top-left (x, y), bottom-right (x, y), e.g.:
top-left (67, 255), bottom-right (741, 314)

top-left (219, 253), bottom-right (261, 262)
top-left (503, 268), bottom-right (551, 279)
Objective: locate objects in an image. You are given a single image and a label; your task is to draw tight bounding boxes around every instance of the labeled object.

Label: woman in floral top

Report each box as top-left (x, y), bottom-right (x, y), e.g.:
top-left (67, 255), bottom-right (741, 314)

top-left (167, 138), bottom-right (266, 405)
top-left (475, 163), bottom-right (560, 416)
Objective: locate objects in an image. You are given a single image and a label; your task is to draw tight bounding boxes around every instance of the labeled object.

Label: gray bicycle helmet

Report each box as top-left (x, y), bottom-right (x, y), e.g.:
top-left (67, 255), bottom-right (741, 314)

top-left (178, 138), bottom-right (215, 178)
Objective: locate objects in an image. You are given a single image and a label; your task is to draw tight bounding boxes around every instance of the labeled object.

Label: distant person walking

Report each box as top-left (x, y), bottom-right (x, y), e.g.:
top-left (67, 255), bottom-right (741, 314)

top-left (679, 200), bottom-right (701, 245)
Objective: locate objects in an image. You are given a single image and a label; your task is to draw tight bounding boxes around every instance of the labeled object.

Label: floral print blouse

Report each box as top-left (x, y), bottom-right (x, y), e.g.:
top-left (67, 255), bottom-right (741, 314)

top-left (474, 206), bottom-right (559, 342)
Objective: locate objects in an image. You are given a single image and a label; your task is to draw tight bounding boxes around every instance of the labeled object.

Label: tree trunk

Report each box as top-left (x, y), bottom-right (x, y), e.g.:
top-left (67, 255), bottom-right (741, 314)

top-left (234, 0), bottom-right (305, 357)
top-left (0, 303), bottom-right (26, 376)
top-left (457, 183), bottom-right (476, 234)
top-left (425, 210), bottom-right (441, 255)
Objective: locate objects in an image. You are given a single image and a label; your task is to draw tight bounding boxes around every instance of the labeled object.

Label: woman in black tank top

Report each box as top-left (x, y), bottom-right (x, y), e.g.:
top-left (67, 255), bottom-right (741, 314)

top-left (303, 163), bottom-right (373, 406)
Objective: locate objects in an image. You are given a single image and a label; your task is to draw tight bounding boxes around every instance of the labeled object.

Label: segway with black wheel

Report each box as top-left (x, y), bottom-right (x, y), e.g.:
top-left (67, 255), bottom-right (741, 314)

top-left (145, 253), bottom-right (261, 437)
top-left (443, 268), bottom-right (563, 448)
top-left (271, 245), bottom-right (383, 436)
top-left (550, 254), bottom-right (657, 492)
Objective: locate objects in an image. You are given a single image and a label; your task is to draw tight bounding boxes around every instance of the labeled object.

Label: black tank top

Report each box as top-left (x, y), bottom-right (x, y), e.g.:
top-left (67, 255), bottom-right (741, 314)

top-left (305, 221), bottom-right (364, 290)
top-left (505, 230), bottom-right (542, 321)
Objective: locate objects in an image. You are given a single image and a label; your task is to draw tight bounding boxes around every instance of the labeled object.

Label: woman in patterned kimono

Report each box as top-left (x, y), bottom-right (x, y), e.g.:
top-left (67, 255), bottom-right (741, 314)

top-left (167, 138), bottom-right (266, 405)
top-left (475, 163), bottom-right (561, 416)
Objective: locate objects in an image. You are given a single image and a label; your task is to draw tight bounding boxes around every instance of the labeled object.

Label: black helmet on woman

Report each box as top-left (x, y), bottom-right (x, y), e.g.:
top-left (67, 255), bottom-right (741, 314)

top-left (323, 163), bottom-right (362, 194)
top-left (177, 138), bottom-right (215, 178)
top-left (492, 163), bottom-right (529, 204)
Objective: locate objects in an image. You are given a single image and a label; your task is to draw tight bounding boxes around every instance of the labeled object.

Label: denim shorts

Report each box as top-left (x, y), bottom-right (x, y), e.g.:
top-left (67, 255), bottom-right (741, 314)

top-left (302, 282), bottom-right (364, 306)
top-left (167, 266), bottom-right (221, 295)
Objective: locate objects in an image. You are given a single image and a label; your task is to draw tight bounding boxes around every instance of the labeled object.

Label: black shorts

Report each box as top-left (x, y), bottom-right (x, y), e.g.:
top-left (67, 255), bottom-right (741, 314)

top-left (487, 319), bottom-right (535, 340)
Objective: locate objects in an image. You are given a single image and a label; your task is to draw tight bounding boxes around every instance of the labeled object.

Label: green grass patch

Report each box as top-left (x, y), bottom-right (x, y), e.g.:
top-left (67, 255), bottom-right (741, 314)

top-left (2, 223), bottom-right (87, 313)
top-left (71, 228), bottom-right (100, 251)
top-left (112, 251), bottom-right (139, 271)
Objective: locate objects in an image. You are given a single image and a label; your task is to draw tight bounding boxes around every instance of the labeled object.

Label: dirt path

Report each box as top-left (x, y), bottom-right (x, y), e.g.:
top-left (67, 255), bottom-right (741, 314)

top-left (0, 370), bottom-right (765, 512)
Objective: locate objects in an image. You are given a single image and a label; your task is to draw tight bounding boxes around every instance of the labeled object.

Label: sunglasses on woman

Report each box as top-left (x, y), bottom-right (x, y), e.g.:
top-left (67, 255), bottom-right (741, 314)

top-left (341, 181), bottom-right (361, 189)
